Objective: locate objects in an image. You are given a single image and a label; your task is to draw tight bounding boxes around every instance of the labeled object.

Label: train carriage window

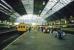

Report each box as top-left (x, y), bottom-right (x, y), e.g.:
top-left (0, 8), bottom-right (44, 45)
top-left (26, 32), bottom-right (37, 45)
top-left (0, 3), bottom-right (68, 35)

top-left (21, 26), bottom-right (23, 28)
top-left (18, 26), bottom-right (20, 28)
top-left (23, 26), bottom-right (25, 28)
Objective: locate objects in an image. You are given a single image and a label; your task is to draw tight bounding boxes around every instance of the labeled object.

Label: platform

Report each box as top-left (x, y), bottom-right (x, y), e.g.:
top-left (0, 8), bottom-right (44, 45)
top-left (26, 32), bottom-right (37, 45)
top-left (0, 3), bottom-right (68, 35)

top-left (3, 30), bottom-right (74, 50)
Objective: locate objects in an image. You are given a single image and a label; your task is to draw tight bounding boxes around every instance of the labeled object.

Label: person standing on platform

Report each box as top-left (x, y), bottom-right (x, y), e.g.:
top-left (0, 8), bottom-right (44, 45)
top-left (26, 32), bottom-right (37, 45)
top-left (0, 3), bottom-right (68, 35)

top-left (57, 28), bottom-right (65, 39)
top-left (29, 26), bottom-right (31, 32)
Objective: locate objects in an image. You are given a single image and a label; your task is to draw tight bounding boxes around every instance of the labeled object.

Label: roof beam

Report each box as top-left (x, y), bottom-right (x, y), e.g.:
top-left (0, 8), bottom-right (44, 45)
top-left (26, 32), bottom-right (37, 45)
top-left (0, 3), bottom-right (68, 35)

top-left (40, 0), bottom-right (59, 17)
top-left (0, 0), bottom-right (21, 17)
top-left (41, 0), bottom-right (73, 19)
top-left (21, 0), bottom-right (34, 14)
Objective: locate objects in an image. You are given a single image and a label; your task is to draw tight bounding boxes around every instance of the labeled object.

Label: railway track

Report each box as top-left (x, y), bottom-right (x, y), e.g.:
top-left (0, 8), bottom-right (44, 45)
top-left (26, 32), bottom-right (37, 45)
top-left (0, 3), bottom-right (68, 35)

top-left (0, 30), bottom-right (21, 50)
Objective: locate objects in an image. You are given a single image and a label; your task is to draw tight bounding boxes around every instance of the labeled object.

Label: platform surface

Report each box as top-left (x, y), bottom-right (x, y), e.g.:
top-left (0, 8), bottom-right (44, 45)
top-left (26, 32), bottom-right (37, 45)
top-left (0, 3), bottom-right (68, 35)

top-left (3, 30), bottom-right (74, 50)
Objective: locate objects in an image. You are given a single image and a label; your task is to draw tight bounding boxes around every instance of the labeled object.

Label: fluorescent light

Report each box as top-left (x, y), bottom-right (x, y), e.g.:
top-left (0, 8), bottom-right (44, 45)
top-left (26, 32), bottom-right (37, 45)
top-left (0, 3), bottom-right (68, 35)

top-left (32, 23), bottom-right (36, 26)
top-left (14, 23), bottom-right (19, 25)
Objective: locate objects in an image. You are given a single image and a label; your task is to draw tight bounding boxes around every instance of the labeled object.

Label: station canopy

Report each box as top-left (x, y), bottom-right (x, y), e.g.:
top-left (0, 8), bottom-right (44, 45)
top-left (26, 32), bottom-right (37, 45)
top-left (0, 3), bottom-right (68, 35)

top-left (0, 0), bottom-right (74, 23)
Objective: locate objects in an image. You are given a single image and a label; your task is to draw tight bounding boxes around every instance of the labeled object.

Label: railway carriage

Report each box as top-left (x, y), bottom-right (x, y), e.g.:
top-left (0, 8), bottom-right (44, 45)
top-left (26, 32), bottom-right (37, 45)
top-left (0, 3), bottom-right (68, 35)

top-left (16, 23), bottom-right (29, 33)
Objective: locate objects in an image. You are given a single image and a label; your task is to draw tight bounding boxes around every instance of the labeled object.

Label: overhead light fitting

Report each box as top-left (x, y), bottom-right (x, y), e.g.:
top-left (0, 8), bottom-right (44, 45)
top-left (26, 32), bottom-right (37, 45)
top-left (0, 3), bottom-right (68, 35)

top-left (43, 1), bottom-right (45, 5)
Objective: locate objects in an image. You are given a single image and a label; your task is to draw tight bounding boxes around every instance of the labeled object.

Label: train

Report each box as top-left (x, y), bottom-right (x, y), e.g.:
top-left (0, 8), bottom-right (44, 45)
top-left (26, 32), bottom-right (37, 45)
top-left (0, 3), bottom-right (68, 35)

top-left (16, 23), bottom-right (29, 33)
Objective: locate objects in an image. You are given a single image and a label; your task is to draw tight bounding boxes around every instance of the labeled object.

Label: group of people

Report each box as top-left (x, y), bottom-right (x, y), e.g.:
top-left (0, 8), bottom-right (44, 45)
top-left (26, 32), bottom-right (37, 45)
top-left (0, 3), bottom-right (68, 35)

top-left (53, 28), bottom-right (65, 39)
top-left (28, 26), bottom-right (65, 39)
